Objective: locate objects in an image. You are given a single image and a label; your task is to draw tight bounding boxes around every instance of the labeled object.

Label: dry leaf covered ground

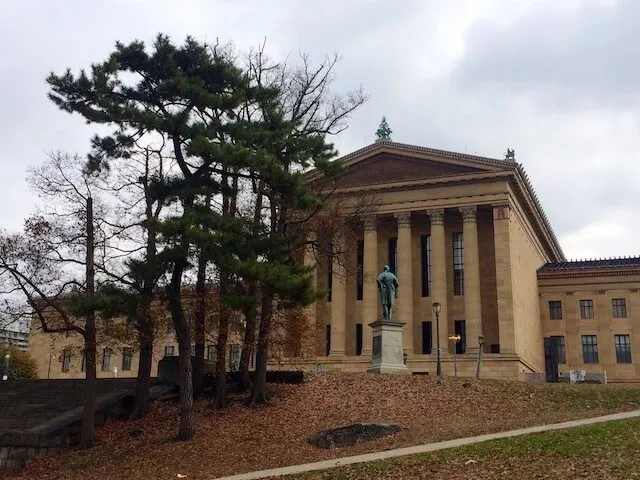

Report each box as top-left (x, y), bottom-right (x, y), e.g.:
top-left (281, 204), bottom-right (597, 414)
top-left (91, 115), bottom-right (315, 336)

top-left (11, 372), bottom-right (640, 480)
top-left (291, 416), bottom-right (640, 479)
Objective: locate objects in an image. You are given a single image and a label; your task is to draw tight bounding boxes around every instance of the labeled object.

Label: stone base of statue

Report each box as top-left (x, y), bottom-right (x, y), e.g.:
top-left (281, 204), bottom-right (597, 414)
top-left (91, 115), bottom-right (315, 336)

top-left (367, 320), bottom-right (411, 375)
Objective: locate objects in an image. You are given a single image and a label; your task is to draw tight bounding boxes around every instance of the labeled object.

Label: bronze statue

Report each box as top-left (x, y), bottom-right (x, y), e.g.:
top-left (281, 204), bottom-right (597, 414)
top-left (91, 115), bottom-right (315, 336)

top-left (377, 265), bottom-right (399, 321)
top-left (504, 148), bottom-right (515, 160)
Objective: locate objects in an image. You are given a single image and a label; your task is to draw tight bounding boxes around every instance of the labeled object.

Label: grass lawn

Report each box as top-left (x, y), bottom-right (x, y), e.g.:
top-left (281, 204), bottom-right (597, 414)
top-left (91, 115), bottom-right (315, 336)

top-left (289, 416), bottom-right (640, 479)
top-left (11, 372), bottom-right (640, 480)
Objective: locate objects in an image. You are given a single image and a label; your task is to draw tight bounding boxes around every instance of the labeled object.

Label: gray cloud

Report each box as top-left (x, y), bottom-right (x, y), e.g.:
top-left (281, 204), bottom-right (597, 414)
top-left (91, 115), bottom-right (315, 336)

top-left (450, 1), bottom-right (640, 110)
top-left (0, 0), bottom-right (638, 259)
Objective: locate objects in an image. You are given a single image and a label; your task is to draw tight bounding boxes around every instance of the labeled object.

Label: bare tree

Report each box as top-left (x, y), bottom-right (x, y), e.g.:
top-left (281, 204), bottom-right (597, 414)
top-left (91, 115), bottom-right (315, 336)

top-left (0, 152), bottom-right (103, 448)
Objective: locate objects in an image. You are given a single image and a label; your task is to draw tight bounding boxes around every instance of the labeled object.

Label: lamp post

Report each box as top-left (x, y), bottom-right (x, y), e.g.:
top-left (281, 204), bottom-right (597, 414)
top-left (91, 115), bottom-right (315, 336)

top-left (448, 334), bottom-right (461, 377)
top-left (476, 335), bottom-right (485, 379)
top-left (2, 353), bottom-right (10, 381)
top-left (432, 302), bottom-right (442, 377)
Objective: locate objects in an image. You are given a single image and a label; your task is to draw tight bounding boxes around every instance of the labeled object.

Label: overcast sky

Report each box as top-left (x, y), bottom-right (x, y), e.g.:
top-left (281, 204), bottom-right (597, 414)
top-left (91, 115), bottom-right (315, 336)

top-left (1, 0), bottom-right (638, 260)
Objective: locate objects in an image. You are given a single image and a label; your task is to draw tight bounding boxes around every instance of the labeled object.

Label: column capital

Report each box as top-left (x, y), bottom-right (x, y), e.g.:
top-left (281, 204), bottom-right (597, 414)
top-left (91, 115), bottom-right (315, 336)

top-left (459, 206), bottom-right (478, 222)
top-left (363, 215), bottom-right (377, 231)
top-left (493, 204), bottom-right (512, 221)
top-left (394, 212), bottom-right (412, 228)
top-left (427, 209), bottom-right (445, 225)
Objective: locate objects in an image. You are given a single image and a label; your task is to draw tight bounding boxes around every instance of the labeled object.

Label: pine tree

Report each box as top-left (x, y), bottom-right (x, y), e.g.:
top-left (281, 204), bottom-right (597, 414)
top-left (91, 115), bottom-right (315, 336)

top-left (46, 34), bottom-right (264, 440)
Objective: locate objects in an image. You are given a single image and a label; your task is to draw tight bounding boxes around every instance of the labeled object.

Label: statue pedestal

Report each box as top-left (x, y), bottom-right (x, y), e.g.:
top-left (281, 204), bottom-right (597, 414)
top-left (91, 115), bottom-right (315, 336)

top-left (367, 320), bottom-right (411, 375)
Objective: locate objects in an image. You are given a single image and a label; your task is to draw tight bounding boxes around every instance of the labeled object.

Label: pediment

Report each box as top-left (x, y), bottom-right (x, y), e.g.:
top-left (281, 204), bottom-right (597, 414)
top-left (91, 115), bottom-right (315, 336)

top-left (333, 152), bottom-right (493, 189)
top-left (306, 141), bottom-right (512, 190)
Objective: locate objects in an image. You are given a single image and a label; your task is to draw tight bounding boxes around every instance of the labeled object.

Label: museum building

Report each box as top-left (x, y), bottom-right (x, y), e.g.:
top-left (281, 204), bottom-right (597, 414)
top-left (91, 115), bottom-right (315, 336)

top-left (28, 139), bottom-right (640, 383)
top-left (294, 139), bottom-right (640, 383)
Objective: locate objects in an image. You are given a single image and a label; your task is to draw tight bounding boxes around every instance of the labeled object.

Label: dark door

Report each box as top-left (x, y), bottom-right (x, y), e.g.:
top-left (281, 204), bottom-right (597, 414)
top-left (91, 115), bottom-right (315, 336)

top-left (421, 321), bottom-right (432, 354)
top-left (544, 336), bottom-right (560, 382)
top-left (454, 320), bottom-right (466, 354)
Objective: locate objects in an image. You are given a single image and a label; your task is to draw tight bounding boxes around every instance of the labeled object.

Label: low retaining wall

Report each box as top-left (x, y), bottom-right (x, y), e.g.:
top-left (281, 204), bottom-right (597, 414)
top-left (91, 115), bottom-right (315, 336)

top-left (0, 384), bottom-right (173, 475)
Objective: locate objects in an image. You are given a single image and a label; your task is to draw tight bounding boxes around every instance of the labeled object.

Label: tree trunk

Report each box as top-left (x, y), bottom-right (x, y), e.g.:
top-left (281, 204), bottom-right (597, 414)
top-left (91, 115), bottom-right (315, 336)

top-left (250, 290), bottom-right (274, 406)
top-left (130, 311), bottom-right (153, 419)
top-left (238, 181), bottom-right (264, 393)
top-left (80, 196), bottom-right (96, 449)
top-left (214, 292), bottom-right (229, 409)
top-left (168, 259), bottom-right (194, 441)
top-left (192, 249), bottom-right (207, 396)
top-left (238, 284), bottom-right (258, 393)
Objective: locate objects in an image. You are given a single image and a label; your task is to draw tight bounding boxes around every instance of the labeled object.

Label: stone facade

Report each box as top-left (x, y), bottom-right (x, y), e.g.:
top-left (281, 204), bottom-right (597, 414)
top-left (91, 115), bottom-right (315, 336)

top-left (29, 323), bottom-right (248, 380)
top-left (539, 259), bottom-right (640, 382)
top-left (27, 141), bottom-right (640, 383)
top-left (278, 141), bottom-right (639, 382)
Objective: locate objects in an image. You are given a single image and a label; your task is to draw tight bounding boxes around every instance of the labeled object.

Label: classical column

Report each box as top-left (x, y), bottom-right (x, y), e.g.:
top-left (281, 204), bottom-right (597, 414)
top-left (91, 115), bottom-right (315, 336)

top-left (302, 232), bottom-right (318, 357)
top-left (428, 209), bottom-right (449, 354)
top-left (394, 212), bottom-right (414, 354)
top-left (361, 215), bottom-right (378, 356)
top-left (329, 234), bottom-right (346, 356)
top-left (493, 204), bottom-right (515, 354)
top-left (460, 206), bottom-right (482, 352)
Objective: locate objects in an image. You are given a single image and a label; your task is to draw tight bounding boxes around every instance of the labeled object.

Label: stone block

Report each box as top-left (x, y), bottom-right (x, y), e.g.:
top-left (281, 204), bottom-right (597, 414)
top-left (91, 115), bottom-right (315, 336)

top-left (367, 320), bottom-right (411, 375)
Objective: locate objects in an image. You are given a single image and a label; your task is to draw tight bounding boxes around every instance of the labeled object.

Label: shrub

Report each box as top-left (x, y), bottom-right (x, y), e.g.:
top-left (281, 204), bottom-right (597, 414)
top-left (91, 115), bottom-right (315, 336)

top-left (0, 345), bottom-right (38, 380)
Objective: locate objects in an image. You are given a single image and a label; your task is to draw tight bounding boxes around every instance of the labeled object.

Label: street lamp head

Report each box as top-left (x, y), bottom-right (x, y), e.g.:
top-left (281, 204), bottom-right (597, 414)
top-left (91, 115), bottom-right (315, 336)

top-left (432, 302), bottom-right (441, 315)
top-left (3, 354), bottom-right (9, 361)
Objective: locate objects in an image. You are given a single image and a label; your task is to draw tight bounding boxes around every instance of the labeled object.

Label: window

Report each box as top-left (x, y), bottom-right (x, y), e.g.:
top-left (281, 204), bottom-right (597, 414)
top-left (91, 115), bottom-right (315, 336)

top-left (122, 348), bottom-right (132, 371)
top-left (388, 237), bottom-right (397, 275)
top-left (228, 345), bottom-right (241, 372)
top-left (454, 320), bottom-right (466, 354)
top-left (581, 335), bottom-right (599, 364)
top-left (102, 348), bottom-right (112, 371)
top-left (453, 233), bottom-right (464, 295)
top-left (580, 300), bottom-right (594, 319)
top-left (615, 334), bottom-right (632, 363)
top-left (61, 349), bottom-right (71, 373)
top-left (164, 345), bottom-right (175, 357)
top-left (612, 299), bottom-right (627, 318)
top-left (420, 235), bottom-right (431, 297)
top-left (550, 335), bottom-right (566, 364)
top-left (207, 344), bottom-right (217, 362)
top-left (356, 240), bottom-right (364, 301)
top-left (327, 242), bottom-right (333, 302)
top-left (548, 301), bottom-right (563, 320)
top-left (325, 325), bottom-right (331, 356)
top-left (355, 324), bottom-right (363, 356)
top-left (81, 353), bottom-right (86, 372)
top-left (421, 321), bottom-right (432, 354)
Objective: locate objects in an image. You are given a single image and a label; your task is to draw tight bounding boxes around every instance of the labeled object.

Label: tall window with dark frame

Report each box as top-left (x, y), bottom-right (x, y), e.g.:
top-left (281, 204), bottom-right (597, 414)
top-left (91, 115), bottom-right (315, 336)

top-left (81, 353), bottom-right (86, 372)
top-left (327, 242), bottom-right (333, 302)
top-left (420, 235), bottom-right (432, 297)
top-left (355, 324), bottom-right (363, 356)
top-left (325, 325), bottom-right (331, 356)
top-left (388, 237), bottom-right (397, 275)
top-left (421, 321), bottom-right (433, 354)
top-left (164, 345), bottom-right (174, 357)
top-left (581, 335), bottom-right (598, 364)
top-left (615, 334), bottom-right (632, 363)
top-left (122, 348), bottom-right (132, 371)
top-left (579, 299), bottom-right (594, 319)
top-left (61, 349), bottom-right (71, 373)
top-left (102, 348), bottom-right (112, 371)
top-left (550, 335), bottom-right (566, 363)
top-left (206, 344), bottom-right (216, 362)
top-left (548, 301), bottom-right (563, 320)
top-left (356, 240), bottom-right (364, 301)
top-left (453, 233), bottom-right (464, 295)
top-left (454, 320), bottom-right (466, 354)
top-left (612, 298), bottom-right (627, 318)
